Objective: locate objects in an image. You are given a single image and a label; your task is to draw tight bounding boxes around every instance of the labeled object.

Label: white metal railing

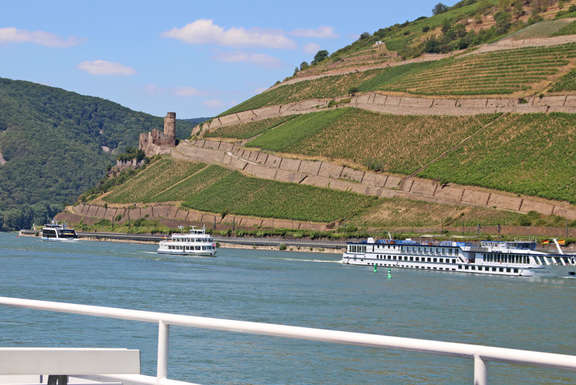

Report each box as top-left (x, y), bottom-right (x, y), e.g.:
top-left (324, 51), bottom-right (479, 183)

top-left (1, 296), bottom-right (575, 385)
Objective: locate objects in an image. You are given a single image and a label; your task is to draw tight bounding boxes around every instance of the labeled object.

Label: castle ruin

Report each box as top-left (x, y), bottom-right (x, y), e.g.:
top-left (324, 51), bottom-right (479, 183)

top-left (139, 112), bottom-right (176, 156)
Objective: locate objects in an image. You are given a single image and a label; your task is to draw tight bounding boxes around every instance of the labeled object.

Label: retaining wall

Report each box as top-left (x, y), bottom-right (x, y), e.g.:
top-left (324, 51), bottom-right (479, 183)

top-left (173, 140), bottom-right (576, 221)
top-left (57, 204), bottom-right (329, 232)
top-left (196, 93), bottom-right (576, 134)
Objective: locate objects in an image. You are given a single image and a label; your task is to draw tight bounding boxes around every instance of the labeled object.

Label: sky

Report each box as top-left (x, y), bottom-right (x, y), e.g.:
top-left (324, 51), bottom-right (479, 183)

top-left (1, 0), bottom-right (458, 118)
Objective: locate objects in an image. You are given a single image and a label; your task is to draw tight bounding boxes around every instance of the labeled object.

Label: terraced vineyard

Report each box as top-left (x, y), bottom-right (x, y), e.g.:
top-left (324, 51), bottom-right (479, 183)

top-left (377, 44), bottom-right (576, 95)
top-left (246, 110), bottom-right (349, 151)
top-left (242, 108), bottom-right (576, 203)
top-left (103, 158), bottom-right (376, 222)
top-left (419, 113), bottom-right (576, 203)
top-left (104, 159), bottom-right (206, 203)
top-left (247, 108), bottom-right (499, 171)
top-left (205, 116), bottom-right (297, 139)
top-left (221, 70), bottom-right (380, 115)
top-left (220, 44), bottom-right (576, 116)
top-left (354, 198), bottom-right (533, 228)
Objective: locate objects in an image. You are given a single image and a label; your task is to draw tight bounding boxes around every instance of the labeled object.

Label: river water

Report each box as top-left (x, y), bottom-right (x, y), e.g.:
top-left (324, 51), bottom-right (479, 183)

top-left (0, 232), bottom-right (575, 385)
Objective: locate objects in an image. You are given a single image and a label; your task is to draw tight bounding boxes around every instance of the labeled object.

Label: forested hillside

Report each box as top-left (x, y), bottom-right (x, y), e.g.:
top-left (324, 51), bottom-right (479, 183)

top-left (0, 77), bottom-right (205, 230)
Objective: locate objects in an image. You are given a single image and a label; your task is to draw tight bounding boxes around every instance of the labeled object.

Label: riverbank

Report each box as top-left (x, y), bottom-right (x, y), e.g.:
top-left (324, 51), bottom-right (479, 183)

top-left (18, 230), bottom-right (345, 254)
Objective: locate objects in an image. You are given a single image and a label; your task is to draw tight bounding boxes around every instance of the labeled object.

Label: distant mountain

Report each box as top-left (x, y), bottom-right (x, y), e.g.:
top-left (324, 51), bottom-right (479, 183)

top-left (0, 77), bottom-right (207, 230)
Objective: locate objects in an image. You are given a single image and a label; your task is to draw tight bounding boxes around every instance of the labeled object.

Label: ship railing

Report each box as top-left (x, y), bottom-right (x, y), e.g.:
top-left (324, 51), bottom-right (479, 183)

top-left (1, 296), bottom-right (576, 385)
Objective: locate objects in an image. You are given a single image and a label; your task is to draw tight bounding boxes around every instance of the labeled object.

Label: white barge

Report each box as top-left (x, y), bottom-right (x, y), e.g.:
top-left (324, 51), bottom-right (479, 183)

top-left (342, 238), bottom-right (576, 277)
top-left (157, 227), bottom-right (216, 256)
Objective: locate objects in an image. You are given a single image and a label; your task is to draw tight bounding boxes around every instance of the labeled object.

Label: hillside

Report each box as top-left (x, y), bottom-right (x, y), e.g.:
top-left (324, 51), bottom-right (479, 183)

top-left (292, 0), bottom-right (576, 79)
top-left (0, 77), bottom-right (205, 230)
top-left (64, 0), bottom-right (576, 238)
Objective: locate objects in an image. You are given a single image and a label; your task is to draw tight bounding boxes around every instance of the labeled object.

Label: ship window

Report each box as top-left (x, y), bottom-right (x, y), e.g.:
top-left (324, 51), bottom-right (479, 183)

top-left (506, 268), bottom-right (511, 273)
top-left (499, 267), bottom-right (504, 272)
top-left (514, 268), bottom-right (519, 273)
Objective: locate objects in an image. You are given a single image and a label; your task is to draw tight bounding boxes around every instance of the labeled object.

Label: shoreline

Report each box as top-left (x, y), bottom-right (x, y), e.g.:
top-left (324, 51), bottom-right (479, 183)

top-left (17, 230), bottom-right (345, 254)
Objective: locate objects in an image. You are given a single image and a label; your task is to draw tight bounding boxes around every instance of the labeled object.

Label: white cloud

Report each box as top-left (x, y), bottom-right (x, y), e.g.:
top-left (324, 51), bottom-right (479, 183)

top-left (0, 27), bottom-right (80, 47)
top-left (174, 86), bottom-right (201, 96)
top-left (203, 99), bottom-right (224, 108)
top-left (291, 26), bottom-right (338, 39)
top-left (78, 60), bottom-right (135, 76)
top-left (145, 84), bottom-right (161, 96)
top-left (303, 42), bottom-right (321, 54)
top-left (163, 19), bottom-right (295, 49)
top-left (215, 52), bottom-right (281, 67)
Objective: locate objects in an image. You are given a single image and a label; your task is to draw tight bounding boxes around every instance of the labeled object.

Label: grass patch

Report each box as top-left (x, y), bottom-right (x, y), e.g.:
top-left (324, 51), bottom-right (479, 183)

top-left (506, 19), bottom-right (574, 40)
top-left (552, 20), bottom-right (576, 36)
top-left (205, 116), bottom-right (297, 139)
top-left (246, 109), bottom-right (348, 151)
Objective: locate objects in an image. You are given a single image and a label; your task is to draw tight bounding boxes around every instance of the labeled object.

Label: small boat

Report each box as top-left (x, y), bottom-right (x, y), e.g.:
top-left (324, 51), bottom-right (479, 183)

top-left (41, 222), bottom-right (78, 241)
top-left (157, 226), bottom-right (216, 256)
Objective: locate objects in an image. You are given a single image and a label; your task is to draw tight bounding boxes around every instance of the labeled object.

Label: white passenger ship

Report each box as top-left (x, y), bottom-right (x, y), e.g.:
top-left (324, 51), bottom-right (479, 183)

top-left (342, 238), bottom-right (576, 277)
top-left (157, 227), bottom-right (216, 256)
top-left (41, 223), bottom-right (78, 241)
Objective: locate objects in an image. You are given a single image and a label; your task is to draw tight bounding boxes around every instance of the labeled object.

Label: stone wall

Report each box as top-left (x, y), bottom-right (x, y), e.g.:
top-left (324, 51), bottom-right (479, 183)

top-left (56, 206), bottom-right (576, 238)
top-left (173, 140), bottom-right (576, 220)
top-left (196, 93), bottom-right (576, 134)
top-left (57, 203), bottom-right (329, 232)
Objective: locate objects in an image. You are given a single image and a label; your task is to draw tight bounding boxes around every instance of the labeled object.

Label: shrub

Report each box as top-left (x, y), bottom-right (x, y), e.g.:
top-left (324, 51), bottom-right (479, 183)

top-left (279, 243), bottom-right (287, 251)
top-left (433, 2), bottom-right (449, 15)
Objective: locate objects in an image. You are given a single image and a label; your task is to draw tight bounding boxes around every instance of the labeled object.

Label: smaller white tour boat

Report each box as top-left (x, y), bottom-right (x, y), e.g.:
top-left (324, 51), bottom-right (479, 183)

top-left (41, 222), bottom-right (78, 241)
top-left (157, 227), bottom-right (216, 256)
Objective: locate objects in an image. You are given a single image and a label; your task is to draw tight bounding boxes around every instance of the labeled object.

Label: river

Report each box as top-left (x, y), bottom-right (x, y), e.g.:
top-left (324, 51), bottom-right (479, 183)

top-left (0, 232), bottom-right (575, 384)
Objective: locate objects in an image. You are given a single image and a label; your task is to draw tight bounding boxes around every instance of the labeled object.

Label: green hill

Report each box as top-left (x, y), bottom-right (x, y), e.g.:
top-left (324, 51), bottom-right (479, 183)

top-left (293, 0), bottom-right (576, 78)
top-left (0, 77), bottom-right (205, 230)
top-left (69, 0), bottom-right (576, 237)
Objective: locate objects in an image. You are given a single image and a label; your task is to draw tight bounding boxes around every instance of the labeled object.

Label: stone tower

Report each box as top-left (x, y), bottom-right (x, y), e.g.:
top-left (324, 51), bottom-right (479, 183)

top-left (164, 112), bottom-right (176, 139)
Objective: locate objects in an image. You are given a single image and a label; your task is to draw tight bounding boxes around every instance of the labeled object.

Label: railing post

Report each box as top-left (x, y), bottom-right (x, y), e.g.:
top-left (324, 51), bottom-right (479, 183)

top-left (157, 320), bottom-right (169, 379)
top-left (474, 354), bottom-right (487, 385)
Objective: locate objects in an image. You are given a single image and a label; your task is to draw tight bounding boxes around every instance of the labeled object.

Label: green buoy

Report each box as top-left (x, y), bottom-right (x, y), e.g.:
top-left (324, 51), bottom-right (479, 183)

top-left (373, 264), bottom-right (378, 272)
top-left (387, 268), bottom-right (392, 279)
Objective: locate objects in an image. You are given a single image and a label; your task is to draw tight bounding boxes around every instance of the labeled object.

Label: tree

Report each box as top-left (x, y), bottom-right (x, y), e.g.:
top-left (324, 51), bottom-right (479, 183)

top-left (433, 2), bottom-right (449, 15)
top-left (360, 32), bottom-right (371, 40)
top-left (312, 50), bottom-right (329, 65)
top-left (299, 61), bottom-right (309, 71)
top-left (494, 11), bottom-right (511, 34)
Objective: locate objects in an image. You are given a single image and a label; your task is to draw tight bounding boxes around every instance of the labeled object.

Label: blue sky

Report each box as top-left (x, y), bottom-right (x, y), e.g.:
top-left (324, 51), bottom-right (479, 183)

top-left (1, 0), bottom-right (458, 118)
